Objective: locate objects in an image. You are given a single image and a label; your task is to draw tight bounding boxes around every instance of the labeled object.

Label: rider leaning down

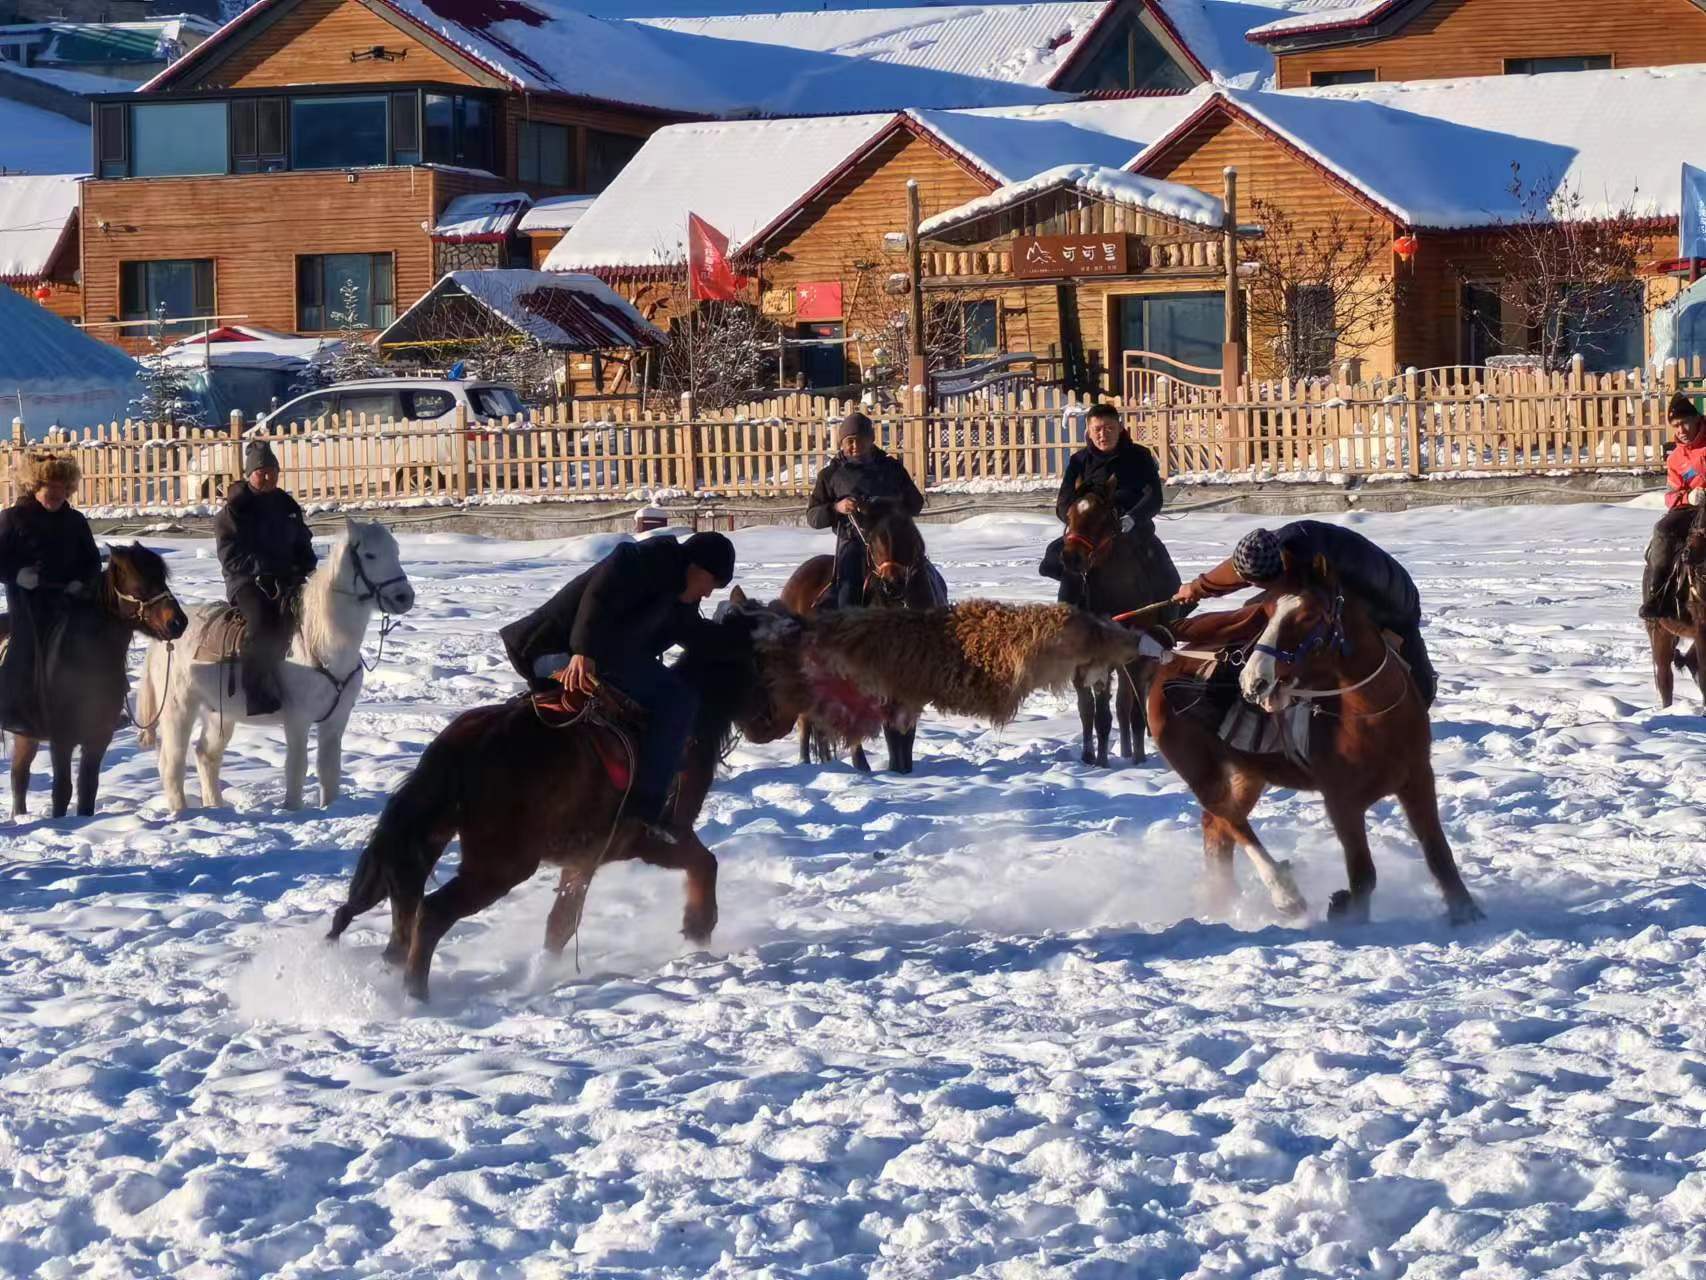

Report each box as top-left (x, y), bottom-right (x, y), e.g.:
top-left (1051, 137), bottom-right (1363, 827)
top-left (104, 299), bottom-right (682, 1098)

top-left (1640, 392), bottom-right (1706, 620)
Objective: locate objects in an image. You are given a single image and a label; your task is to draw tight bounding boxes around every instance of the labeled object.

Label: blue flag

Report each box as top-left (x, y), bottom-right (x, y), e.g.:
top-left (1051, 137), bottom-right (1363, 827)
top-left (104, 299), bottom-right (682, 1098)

top-left (1682, 163), bottom-right (1706, 259)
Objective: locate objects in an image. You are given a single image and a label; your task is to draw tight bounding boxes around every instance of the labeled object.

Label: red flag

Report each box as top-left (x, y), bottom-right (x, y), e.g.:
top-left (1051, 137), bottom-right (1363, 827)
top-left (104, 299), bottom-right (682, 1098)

top-left (687, 212), bottom-right (747, 302)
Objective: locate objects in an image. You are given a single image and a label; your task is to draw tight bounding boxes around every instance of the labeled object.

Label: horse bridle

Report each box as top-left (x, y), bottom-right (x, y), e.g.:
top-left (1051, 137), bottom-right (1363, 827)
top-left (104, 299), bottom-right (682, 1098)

top-left (337, 537), bottom-right (410, 607)
top-left (850, 509), bottom-right (924, 606)
top-left (1249, 594), bottom-right (1352, 668)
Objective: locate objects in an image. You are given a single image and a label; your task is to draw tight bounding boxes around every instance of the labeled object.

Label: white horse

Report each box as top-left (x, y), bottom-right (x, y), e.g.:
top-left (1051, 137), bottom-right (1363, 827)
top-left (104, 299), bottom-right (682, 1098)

top-left (136, 518), bottom-right (415, 813)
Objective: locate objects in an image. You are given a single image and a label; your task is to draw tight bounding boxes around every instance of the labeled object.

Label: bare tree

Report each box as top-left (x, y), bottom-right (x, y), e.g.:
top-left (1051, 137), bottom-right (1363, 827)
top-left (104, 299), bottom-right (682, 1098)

top-left (1485, 162), bottom-right (1656, 371)
top-left (1243, 198), bottom-right (1396, 381)
top-left (840, 236), bottom-right (987, 391)
top-left (653, 301), bottom-right (781, 411)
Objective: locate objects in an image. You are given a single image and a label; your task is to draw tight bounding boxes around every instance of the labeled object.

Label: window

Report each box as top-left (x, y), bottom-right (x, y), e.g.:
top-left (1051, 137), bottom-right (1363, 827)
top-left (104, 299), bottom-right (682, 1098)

top-left (1053, 10), bottom-right (1194, 93)
top-left (404, 389), bottom-right (456, 420)
top-left (1116, 293), bottom-right (1225, 386)
top-left (1311, 69), bottom-right (1376, 86)
top-left (795, 321), bottom-right (845, 389)
top-left (291, 95), bottom-right (388, 169)
top-left (934, 300), bottom-right (998, 362)
top-left (469, 386), bottom-right (525, 418)
top-left (97, 103), bottom-right (127, 178)
top-left (391, 91), bottom-right (420, 165)
top-left (422, 93), bottom-right (497, 170)
top-left (585, 129), bottom-right (644, 192)
top-left (120, 259), bottom-right (214, 334)
top-left (338, 389), bottom-right (405, 419)
top-left (1285, 284), bottom-right (1336, 378)
top-left (1505, 55), bottom-right (1612, 75)
top-left (230, 97), bottom-right (285, 173)
top-left (130, 102), bottom-right (228, 176)
top-left (1554, 282), bottom-right (1643, 373)
top-left (297, 253), bottom-right (395, 331)
top-left (423, 93), bottom-right (454, 163)
top-left (459, 96), bottom-right (494, 173)
top-left (1461, 282), bottom-right (1504, 365)
top-left (518, 120), bottom-right (571, 188)
top-left (275, 392), bottom-right (335, 427)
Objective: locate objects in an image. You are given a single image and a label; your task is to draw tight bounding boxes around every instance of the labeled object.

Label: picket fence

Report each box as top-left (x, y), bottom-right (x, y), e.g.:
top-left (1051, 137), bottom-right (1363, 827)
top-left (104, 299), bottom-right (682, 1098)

top-left (9, 357), bottom-right (1690, 512)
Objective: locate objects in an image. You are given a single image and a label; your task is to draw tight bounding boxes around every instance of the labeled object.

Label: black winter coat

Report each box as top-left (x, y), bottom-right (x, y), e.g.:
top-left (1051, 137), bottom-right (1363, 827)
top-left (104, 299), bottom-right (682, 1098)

top-left (1276, 520), bottom-right (1421, 627)
top-left (806, 448), bottom-right (924, 545)
top-left (0, 496), bottom-right (101, 737)
top-left (1054, 435), bottom-right (1164, 527)
top-left (500, 536), bottom-right (714, 680)
top-left (213, 482), bottom-right (317, 598)
top-left (0, 495), bottom-right (101, 592)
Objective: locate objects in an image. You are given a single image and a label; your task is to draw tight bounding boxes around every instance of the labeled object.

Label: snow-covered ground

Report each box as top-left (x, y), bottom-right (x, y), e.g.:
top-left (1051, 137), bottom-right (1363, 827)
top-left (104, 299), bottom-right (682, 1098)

top-left (3, 502), bottom-right (1704, 1279)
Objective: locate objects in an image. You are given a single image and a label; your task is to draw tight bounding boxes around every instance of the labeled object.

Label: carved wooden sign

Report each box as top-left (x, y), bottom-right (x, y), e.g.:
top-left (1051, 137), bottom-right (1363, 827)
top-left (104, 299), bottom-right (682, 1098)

top-left (1012, 234), bottom-right (1129, 279)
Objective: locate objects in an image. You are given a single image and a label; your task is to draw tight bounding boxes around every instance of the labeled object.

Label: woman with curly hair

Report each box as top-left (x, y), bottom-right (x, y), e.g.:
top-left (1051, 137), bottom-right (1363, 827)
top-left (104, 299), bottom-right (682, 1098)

top-left (0, 453), bottom-right (101, 737)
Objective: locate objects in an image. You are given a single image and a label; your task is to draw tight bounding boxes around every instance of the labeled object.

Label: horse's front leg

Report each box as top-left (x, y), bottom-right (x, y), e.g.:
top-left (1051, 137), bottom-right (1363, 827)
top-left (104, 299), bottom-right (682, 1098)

top-left (1649, 621), bottom-right (1677, 708)
top-left (544, 866), bottom-right (591, 955)
top-left (194, 711), bottom-right (235, 810)
top-left (282, 718), bottom-right (309, 810)
top-left (1116, 663), bottom-right (1138, 762)
top-left (1693, 618), bottom-right (1706, 707)
top-left (158, 706), bottom-right (193, 814)
top-left (636, 833), bottom-right (719, 944)
top-left (317, 722), bottom-right (345, 807)
top-left (1321, 791), bottom-right (1377, 923)
top-left (75, 732), bottom-right (113, 818)
top-left (47, 737), bottom-right (75, 819)
top-left (10, 734), bottom-right (37, 818)
top-left (1093, 675), bottom-right (1113, 767)
top-left (1074, 672), bottom-right (1096, 765)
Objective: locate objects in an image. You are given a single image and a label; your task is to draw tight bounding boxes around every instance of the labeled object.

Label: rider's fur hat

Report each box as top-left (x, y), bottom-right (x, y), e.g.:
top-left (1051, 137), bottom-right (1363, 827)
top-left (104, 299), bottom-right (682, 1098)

top-left (683, 531), bottom-right (736, 587)
top-left (837, 411), bottom-right (875, 443)
top-left (243, 439), bottom-right (279, 474)
top-left (1669, 392), bottom-right (1701, 422)
top-left (18, 452), bottom-right (80, 492)
top-left (1234, 529), bottom-right (1285, 583)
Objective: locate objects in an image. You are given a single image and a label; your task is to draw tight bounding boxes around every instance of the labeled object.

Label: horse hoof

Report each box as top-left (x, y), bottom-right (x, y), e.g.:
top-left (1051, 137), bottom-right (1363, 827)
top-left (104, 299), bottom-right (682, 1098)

top-left (1447, 897), bottom-right (1485, 926)
top-left (1326, 890), bottom-right (1370, 923)
top-left (682, 916), bottom-right (717, 946)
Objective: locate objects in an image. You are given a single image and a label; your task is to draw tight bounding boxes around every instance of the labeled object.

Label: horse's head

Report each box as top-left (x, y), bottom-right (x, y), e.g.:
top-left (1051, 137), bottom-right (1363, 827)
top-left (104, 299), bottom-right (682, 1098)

top-left (1062, 477), bottom-right (1120, 575)
top-left (862, 502), bottom-right (928, 604)
top-left (106, 542), bottom-right (188, 642)
top-left (340, 519), bottom-right (416, 615)
top-left (680, 585), bottom-right (812, 748)
top-left (1239, 557), bottom-right (1359, 712)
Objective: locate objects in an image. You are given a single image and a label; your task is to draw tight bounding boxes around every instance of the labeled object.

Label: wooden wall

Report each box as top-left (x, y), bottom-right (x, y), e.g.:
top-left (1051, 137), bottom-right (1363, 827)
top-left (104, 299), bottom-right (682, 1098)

top-left (184, 0), bottom-right (478, 89)
top-left (1274, 0), bottom-right (1706, 87)
top-left (9, 282), bottom-right (81, 323)
top-left (499, 97), bottom-right (658, 197)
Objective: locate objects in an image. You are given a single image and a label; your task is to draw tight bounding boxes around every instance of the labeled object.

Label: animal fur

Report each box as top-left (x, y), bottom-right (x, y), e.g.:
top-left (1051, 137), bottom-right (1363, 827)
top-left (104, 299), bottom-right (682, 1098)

top-left (799, 600), bottom-right (1144, 726)
top-left (16, 452), bottom-right (80, 491)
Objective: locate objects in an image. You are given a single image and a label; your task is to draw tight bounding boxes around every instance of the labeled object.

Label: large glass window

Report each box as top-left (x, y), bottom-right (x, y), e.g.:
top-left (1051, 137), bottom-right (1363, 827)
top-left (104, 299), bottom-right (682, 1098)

top-left (1054, 11), bottom-right (1193, 93)
top-left (518, 120), bottom-right (571, 187)
top-left (297, 253), bottom-right (395, 331)
top-left (120, 259), bottom-right (215, 334)
top-left (422, 92), bottom-right (496, 171)
top-left (97, 103), bottom-right (127, 178)
top-left (1505, 55), bottom-right (1612, 75)
top-left (586, 129), bottom-right (644, 192)
top-left (459, 96), bottom-right (494, 173)
top-left (391, 91), bottom-right (420, 165)
top-left (1311, 69), bottom-right (1376, 86)
top-left (291, 95), bottom-right (388, 169)
top-left (230, 97), bottom-right (286, 173)
top-left (130, 102), bottom-right (228, 176)
top-left (1117, 292), bottom-right (1225, 386)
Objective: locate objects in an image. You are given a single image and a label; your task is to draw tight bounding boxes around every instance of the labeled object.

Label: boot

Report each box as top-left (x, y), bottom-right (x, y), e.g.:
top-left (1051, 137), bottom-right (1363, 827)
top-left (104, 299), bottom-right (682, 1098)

top-left (243, 661), bottom-right (284, 716)
top-left (1639, 565), bottom-right (1667, 622)
top-left (613, 792), bottom-right (677, 851)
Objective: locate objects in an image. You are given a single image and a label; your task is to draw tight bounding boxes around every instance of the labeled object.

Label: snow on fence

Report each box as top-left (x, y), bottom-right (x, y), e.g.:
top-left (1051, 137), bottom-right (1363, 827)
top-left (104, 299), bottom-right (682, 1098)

top-left (5, 359), bottom-right (1685, 513)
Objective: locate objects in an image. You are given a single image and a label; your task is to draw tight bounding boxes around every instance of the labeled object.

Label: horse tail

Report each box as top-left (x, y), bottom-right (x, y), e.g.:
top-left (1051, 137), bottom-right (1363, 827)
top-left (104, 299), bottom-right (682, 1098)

top-left (135, 644), bottom-right (163, 749)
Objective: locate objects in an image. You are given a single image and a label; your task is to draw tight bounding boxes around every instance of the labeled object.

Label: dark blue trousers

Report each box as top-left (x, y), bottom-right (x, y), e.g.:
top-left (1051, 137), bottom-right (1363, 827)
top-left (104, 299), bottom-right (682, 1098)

top-left (604, 655), bottom-right (699, 821)
top-left (831, 539), bottom-right (866, 609)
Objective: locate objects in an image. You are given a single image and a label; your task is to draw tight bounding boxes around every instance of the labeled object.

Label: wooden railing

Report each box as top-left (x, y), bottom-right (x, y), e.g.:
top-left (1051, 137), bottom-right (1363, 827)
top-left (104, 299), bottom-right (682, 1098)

top-left (9, 358), bottom-right (1687, 513)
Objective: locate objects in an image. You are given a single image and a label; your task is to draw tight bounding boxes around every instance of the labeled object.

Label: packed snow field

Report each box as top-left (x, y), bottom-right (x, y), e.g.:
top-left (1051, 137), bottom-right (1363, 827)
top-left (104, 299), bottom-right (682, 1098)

top-left (3, 502), bottom-right (1705, 1279)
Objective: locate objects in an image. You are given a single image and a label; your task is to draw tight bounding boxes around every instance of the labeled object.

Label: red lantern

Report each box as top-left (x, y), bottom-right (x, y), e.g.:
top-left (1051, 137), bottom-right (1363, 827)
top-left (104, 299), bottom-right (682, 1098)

top-left (33, 284), bottom-right (51, 301)
top-left (1393, 234), bottom-right (1419, 263)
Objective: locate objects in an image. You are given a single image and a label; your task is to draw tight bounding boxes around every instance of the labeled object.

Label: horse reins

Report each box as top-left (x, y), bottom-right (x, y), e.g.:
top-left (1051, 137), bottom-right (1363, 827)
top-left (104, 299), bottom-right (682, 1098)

top-left (1252, 595), bottom-right (1412, 718)
top-left (111, 577), bottom-right (183, 733)
top-left (312, 536), bottom-right (409, 720)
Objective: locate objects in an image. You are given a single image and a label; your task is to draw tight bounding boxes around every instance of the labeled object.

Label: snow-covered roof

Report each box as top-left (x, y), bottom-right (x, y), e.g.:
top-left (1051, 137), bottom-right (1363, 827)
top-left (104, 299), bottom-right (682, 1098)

top-left (0, 175), bottom-right (81, 283)
top-left (0, 99), bottom-right (91, 176)
top-left (432, 191), bottom-right (532, 242)
top-left (0, 61), bottom-right (145, 94)
top-left (378, 269), bottom-right (665, 350)
top-left (160, 325), bottom-right (339, 370)
top-left (1142, 69), bottom-right (1706, 230)
top-left (545, 112), bottom-right (891, 272)
top-left (921, 163), bottom-right (1223, 237)
top-left (519, 194), bottom-right (597, 234)
top-left (1153, 0), bottom-right (1326, 86)
top-left (0, 283), bottom-right (137, 386)
top-left (1245, 0), bottom-right (1430, 43)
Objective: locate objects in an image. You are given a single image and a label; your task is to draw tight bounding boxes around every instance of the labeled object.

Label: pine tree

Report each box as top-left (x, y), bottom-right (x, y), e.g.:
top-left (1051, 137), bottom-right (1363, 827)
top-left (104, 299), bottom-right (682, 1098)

top-left (293, 279), bottom-right (387, 393)
top-left (128, 305), bottom-right (208, 428)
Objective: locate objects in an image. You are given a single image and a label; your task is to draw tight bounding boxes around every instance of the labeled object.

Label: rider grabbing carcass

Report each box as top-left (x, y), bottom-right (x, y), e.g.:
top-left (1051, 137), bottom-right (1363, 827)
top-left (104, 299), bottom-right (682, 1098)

top-left (806, 411), bottom-right (923, 609)
top-left (1639, 392), bottom-right (1706, 622)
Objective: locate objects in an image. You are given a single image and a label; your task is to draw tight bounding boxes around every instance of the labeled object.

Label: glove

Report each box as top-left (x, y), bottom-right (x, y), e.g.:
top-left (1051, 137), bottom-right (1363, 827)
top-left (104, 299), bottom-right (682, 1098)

top-left (1119, 513), bottom-right (1135, 534)
top-left (1690, 488), bottom-right (1705, 508)
top-left (15, 566), bottom-right (39, 590)
top-left (63, 580), bottom-right (85, 598)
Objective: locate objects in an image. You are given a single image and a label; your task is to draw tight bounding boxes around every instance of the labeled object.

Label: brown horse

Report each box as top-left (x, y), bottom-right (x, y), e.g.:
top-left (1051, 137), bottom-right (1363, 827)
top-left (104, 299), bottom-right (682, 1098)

top-left (1134, 558), bottom-right (1481, 926)
top-left (1059, 478), bottom-right (1179, 766)
top-left (780, 499), bottom-right (943, 773)
top-left (1646, 500), bottom-right (1706, 707)
top-left (1, 543), bottom-right (188, 818)
top-left (326, 591), bottom-right (815, 1000)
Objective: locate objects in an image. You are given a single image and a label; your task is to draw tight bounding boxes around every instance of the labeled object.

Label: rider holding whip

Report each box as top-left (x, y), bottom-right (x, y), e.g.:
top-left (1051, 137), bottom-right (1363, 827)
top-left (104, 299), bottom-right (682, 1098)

top-left (806, 411), bottom-right (923, 609)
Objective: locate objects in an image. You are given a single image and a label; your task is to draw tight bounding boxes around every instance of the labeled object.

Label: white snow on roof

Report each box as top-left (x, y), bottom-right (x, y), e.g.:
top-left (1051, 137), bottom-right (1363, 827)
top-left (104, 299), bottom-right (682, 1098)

top-left (1153, 0), bottom-right (1327, 86)
top-left (519, 194), bottom-right (596, 234)
top-left (432, 191), bottom-right (532, 241)
top-left (920, 162), bottom-right (1223, 235)
top-left (0, 61), bottom-right (145, 94)
top-left (0, 99), bottom-right (90, 176)
top-left (1245, 0), bottom-right (1390, 41)
top-left (0, 175), bottom-right (80, 282)
top-left (382, 269), bottom-right (664, 349)
top-left (1145, 68), bottom-right (1706, 229)
top-left (161, 326), bottom-right (338, 370)
top-left (545, 112), bottom-right (891, 271)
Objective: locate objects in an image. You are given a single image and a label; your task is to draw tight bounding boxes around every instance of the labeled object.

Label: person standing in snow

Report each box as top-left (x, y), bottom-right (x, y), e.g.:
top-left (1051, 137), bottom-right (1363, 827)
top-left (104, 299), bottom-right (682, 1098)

top-left (213, 441), bottom-right (317, 716)
top-left (1639, 392), bottom-right (1706, 620)
top-left (1175, 521), bottom-right (1438, 707)
top-left (806, 411), bottom-right (924, 608)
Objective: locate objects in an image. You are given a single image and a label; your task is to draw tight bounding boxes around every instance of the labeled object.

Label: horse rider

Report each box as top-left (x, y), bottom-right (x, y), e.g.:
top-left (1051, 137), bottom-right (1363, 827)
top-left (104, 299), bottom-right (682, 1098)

top-left (806, 411), bottom-right (924, 608)
top-left (0, 453), bottom-right (101, 738)
top-left (1040, 402), bottom-right (1173, 604)
top-left (500, 530), bottom-right (737, 845)
top-left (213, 440), bottom-right (317, 716)
top-left (1174, 521), bottom-right (1438, 707)
top-left (1639, 392), bottom-right (1706, 621)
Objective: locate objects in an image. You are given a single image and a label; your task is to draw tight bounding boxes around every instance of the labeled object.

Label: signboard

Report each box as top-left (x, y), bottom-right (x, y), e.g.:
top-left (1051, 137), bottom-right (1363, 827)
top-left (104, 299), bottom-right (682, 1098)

top-left (1012, 234), bottom-right (1129, 280)
top-left (760, 289), bottom-right (795, 318)
top-left (795, 281), bottom-right (843, 321)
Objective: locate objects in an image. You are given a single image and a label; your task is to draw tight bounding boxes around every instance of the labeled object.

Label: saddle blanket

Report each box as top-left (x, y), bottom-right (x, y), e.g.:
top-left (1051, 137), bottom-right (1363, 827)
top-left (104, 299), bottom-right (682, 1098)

top-left (529, 683), bottom-right (646, 791)
top-left (1164, 672), bottom-right (1313, 765)
top-left (192, 605), bottom-right (248, 663)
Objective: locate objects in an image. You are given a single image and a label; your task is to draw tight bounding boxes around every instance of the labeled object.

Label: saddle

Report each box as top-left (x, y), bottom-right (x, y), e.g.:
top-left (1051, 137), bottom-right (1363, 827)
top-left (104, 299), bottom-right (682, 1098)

top-left (1160, 661), bottom-right (1313, 766)
top-left (194, 606), bottom-right (249, 663)
top-left (529, 681), bottom-right (647, 791)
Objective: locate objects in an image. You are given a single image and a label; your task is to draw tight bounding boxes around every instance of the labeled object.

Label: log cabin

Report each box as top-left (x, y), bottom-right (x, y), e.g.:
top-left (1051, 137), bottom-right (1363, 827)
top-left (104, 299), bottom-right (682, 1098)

top-left (0, 175), bottom-right (81, 323)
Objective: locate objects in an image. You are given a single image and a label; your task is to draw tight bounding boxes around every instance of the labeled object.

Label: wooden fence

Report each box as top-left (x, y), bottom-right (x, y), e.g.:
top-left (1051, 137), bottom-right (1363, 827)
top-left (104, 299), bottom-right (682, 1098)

top-left (10, 357), bottom-right (1691, 512)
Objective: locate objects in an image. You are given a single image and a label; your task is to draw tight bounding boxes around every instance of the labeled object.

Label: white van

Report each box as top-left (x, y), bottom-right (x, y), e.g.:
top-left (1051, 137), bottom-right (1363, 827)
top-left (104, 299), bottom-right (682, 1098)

top-left (258, 378), bottom-right (526, 430)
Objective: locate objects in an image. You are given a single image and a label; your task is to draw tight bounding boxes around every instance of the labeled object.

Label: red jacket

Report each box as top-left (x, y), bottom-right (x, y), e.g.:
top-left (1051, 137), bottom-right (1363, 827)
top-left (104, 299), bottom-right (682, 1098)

top-left (1667, 435), bottom-right (1706, 509)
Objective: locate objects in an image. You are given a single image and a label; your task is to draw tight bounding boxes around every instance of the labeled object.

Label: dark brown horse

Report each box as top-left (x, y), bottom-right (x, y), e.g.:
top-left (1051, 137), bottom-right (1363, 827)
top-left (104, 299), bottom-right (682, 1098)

top-left (1, 543), bottom-right (188, 818)
top-left (326, 592), bottom-right (814, 1000)
top-left (780, 499), bottom-right (943, 773)
top-left (1134, 556), bottom-right (1481, 926)
top-left (1646, 499), bottom-right (1706, 707)
top-left (1059, 478), bottom-right (1179, 766)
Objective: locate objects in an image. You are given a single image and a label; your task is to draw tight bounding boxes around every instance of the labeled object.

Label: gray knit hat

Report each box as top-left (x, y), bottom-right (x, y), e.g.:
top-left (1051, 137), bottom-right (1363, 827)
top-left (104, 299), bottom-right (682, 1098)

top-left (243, 439), bottom-right (279, 474)
top-left (1233, 529), bottom-right (1284, 582)
top-left (837, 411), bottom-right (874, 443)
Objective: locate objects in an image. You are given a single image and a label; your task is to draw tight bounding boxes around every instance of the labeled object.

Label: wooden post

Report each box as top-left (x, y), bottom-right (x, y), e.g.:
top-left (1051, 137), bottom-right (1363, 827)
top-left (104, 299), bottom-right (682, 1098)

top-left (907, 179), bottom-right (927, 392)
top-left (453, 401), bottom-right (469, 502)
top-left (1405, 367), bottom-right (1422, 477)
top-left (679, 390), bottom-right (697, 494)
top-left (228, 410), bottom-right (244, 488)
top-left (907, 384), bottom-right (928, 486)
top-left (1221, 166), bottom-right (1243, 402)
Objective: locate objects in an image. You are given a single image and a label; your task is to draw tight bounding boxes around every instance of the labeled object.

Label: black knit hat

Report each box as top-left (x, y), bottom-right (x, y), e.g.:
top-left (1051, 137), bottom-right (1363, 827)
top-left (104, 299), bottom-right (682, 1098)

top-left (1233, 529), bottom-right (1284, 582)
top-left (243, 439), bottom-right (279, 474)
top-left (683, 531), bottom-right (736, 587)
top-left (837, 411), bottom-right (875, 443)
top-left (1669, 392), bottom-right (1701, 422)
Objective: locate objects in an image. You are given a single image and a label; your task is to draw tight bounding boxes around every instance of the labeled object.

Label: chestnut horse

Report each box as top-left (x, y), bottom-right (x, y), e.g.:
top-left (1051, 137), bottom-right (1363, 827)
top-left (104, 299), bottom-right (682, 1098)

top-left (0, 544), bottom-right (188, 817)
top-left (780, 499), bottom-right (943, 773)
top-left (326, 592), bottom-right (810, 1000)
top-left (1059, 478), bottom-right (1179, 766)
top-left (1646, 499), bottom-right (1706, 707)
top-left (1134, 559), bottom-right (1481, 925)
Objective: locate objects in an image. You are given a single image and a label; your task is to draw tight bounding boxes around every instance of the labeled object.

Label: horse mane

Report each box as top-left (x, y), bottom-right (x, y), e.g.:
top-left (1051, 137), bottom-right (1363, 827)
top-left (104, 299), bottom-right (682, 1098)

top-left (673, 613), bottom-right (770, 771)
top-left (867, 503), bottom-right (925, 565)
top-left (295, 532), bottom-right (349, 662)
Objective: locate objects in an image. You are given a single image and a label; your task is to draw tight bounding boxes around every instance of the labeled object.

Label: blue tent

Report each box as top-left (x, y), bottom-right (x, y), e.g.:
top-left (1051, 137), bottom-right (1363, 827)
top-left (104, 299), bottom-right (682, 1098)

top-left (0, 287), bottom-right (140, 438)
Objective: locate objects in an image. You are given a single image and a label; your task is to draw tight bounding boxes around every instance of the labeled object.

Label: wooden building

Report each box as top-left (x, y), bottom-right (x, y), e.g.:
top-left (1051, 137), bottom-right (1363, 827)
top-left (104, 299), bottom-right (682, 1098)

top-left (1, 175), bottom-right (82, 324)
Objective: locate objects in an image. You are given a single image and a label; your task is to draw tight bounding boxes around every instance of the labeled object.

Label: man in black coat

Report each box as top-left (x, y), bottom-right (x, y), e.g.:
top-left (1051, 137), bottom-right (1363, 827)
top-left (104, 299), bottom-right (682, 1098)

top-left (213, 440), bottom-right (317, 715)
top-left (0, 454), bottom-right (102, 737)
top-left (1040, 403), bottom-right (1171, 606)
top-left (806, 411), bottom-right (924, 608)
top-left (1176, 521), bottom-right (1437, 706)
top-left (500, 530), bottom-right (736, 842)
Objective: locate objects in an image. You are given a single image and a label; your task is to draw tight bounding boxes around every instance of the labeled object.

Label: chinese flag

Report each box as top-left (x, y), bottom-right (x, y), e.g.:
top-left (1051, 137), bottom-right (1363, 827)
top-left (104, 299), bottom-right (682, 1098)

top-left (687, 212), bottom-right (747, 301)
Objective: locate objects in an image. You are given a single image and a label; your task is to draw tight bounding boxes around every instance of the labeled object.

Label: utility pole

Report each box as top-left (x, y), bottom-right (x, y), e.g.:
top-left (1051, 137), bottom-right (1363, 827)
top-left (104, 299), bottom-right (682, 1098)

top-left (907, 179), bottom-right (926, 390)
top-left (1221, 165), bottom-right (1242, 403)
